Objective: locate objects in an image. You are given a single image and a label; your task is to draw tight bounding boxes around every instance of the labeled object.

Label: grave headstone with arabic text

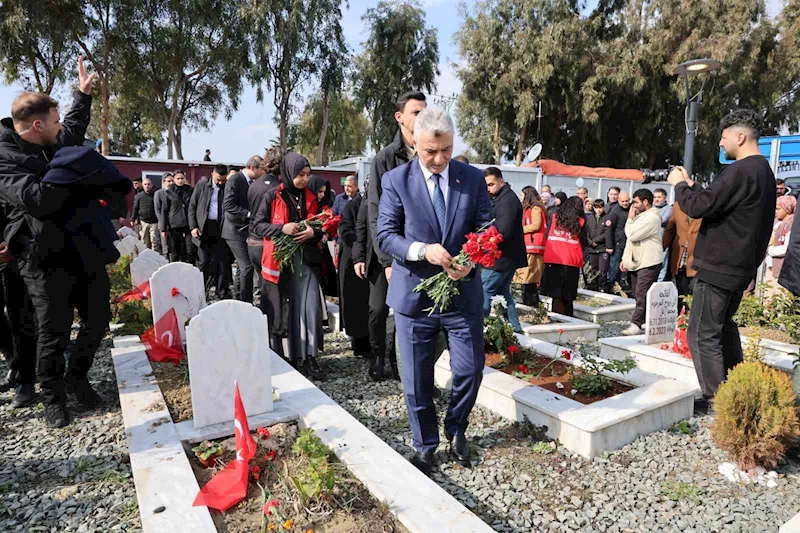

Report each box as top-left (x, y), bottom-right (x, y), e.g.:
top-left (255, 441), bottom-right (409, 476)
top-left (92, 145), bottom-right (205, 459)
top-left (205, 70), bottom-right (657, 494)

top-left (187, 300), bottom-right (273, 427)
top-left (150, 262), bottom-right (206, 343)
top-left (645, 282), bottom-right (679, 345)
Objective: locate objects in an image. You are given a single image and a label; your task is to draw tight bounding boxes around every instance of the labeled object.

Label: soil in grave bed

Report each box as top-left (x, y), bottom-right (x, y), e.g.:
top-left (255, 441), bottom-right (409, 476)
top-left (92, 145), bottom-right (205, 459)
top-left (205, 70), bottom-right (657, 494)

top-left (518, 311), bottom-right (554, 324)
top-left (149, 359), bottom-right (193, 423)
top-left (740, 326), bottom-right (798, 345)
top-left (189, 422), bottom-right (407, 533)
top-left (484, 352), bottom-right (634, 404)
top-left (575, 295), bottom-right (612, 308)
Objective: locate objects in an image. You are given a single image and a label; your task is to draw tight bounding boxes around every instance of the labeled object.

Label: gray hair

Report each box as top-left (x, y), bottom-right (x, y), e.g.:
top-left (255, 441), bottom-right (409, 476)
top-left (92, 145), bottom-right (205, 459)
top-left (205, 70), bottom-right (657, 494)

top-left (246, 155), bottom-right (264, 168)
top-left (413, 108), bottom-right (455, 142)
top-left (344, 174), bottom-right (357, 184)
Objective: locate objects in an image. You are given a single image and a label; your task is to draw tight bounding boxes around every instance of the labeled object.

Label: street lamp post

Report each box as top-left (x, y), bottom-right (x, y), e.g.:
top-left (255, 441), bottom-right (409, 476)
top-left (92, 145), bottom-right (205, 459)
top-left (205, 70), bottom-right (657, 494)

top-left (673, 58), bottom-right (722, 178)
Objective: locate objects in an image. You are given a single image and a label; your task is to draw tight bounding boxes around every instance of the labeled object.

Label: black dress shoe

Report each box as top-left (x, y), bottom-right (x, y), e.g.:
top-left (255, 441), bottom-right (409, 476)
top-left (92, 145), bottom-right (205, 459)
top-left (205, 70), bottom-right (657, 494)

top-left (12, 384), bottom-right (36, 408)
top-left (306, 358), bottom-right (324, 381)
top-left (369, 355), bottom-right (384, 382)
top-left (65, 376), bottom-right (102, 408)
top-left (445, 431), bottom-right (471, 468)
top-left (44, 402), bottom-right (70, 428)
top-left (410, 451), bottom-right (434, 476)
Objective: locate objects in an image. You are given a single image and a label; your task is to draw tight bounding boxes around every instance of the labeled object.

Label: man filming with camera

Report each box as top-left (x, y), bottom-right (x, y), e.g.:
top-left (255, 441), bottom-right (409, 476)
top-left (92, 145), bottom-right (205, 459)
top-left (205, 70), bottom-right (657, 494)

top-left (667, 109), bottom-right (776, 414)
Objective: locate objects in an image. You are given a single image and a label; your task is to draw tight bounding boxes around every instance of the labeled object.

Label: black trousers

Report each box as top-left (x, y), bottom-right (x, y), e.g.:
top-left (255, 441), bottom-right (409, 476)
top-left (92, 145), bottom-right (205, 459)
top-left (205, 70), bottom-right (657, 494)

top-left (250, 244), bottom-right (286, 355)
top-left (197, 221), bottom-right (230, 298)
top-left (19, 261), bottom-right (110, 403)
top-left (0, 265), bottom-right (37, 385)
top-left (226, 238), bottom-right (254, 304)
top-left (168, 227), bottom-right (193, 264)
top-left (688, 279), bottom-right (744, 399)
top-left (367, 265), bottom-right (391, 358)
top-left (629, 263), bottom-right (662, 327)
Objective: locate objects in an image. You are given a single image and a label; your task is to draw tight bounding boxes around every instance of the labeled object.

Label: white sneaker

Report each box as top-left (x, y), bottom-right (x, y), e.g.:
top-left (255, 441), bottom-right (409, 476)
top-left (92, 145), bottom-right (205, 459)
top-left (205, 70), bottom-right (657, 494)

top-left (622, 323), bottom-right (642, 336)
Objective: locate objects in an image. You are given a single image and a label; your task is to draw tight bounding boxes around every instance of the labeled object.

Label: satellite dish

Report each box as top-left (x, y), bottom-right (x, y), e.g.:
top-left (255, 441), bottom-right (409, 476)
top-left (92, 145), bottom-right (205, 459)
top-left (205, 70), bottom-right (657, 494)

top-left (575, 178), bottom-right (585, 188)
top-left (527, 143), bottom-right (543, 162)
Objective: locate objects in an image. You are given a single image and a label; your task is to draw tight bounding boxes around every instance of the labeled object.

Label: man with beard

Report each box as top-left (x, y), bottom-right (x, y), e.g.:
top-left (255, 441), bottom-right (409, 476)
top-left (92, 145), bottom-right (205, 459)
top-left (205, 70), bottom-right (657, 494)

top-left (668, 109), bottom-right (776, 413)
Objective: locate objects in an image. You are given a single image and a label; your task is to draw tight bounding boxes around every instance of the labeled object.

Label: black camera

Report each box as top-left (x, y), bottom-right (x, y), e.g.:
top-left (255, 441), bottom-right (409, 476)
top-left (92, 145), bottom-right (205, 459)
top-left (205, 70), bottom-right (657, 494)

top-left (641, 165), bottom-right (676, 185)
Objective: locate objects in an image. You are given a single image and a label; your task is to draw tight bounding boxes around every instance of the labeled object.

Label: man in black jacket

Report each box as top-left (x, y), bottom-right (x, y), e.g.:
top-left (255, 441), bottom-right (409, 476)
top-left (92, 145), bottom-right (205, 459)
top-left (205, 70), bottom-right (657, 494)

top-left (160, 171), bottom-right (193, 263)
top-left (481, 167), bottom-right (526, 331)
top-left (223, 156), bottom-right (264, 303)
top-left (605, 191), bottom-right (632, 294)
top-left (0, 57), bottom-right (114, 427)
top-left (247, 149), bottom-right (281, 318)
top-left (132, 177), bottom-right (160, 252)
top-left (354, 91), bottom-right (426, 380)
top-left (190, 167), bottom-right (229, 298)
top-left (779, 212), bottom-right (800, 296)
top-left (668, 109), bottom-right (776, 409)
top-left (584, 199), bottom-right (610, 291)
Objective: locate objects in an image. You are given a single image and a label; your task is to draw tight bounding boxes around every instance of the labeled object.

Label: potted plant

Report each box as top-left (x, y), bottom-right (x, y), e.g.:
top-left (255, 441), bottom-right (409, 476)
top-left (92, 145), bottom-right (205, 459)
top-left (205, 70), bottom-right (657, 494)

top-left (192, 440), bottom-right (224, 467)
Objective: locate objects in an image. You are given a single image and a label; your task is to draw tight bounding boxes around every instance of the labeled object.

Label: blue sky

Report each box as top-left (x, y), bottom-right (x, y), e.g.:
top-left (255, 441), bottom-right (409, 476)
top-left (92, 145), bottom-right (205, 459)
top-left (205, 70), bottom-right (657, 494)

top-left (0, 0), bottom-right (784, 163)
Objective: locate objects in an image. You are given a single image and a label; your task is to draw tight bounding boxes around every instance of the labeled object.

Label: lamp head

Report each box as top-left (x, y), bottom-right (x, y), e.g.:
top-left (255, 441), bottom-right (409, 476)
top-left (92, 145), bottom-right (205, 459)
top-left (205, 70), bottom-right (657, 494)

top-left (673, 58), bottom-right (722, 77)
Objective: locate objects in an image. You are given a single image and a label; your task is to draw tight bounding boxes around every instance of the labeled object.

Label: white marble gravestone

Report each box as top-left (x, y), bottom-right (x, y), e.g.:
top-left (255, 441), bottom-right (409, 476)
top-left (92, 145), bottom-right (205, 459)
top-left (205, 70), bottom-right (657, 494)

top-left (130, 249), bottom-right (168, 288)
top-left (115, 235), bottom-right (147, 258)
top-left (117, 226), bottom-right (138, 239)
top-left (150, 262), bottom-right (206, 343)
top-left (187, 300), bottom-right (273, 428)
top-left (645, 282), bottom-right (679, 345)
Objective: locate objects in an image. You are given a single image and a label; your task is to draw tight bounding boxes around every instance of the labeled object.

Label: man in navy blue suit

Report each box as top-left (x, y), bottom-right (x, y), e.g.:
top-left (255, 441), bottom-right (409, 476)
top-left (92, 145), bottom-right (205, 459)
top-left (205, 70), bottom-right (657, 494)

top-left (377, 108), bottom-right (493, 475)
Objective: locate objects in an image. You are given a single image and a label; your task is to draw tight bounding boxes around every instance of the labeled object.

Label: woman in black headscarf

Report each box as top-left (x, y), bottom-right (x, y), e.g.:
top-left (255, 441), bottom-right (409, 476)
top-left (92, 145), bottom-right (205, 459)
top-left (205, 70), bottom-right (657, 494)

top-left (252, 152), bottom-right (325, 379)
top-left (546, 191), bottom-right (568, 232)
top-left (307, 176), bottom-right (338, 298)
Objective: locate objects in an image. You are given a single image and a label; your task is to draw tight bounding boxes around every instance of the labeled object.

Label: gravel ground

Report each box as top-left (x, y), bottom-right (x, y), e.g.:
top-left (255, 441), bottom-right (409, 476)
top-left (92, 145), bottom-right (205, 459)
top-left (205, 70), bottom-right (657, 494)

top-left (313, 328), bottom-right (800, 533)
top-left (0, 334), bottom-right (141, 533)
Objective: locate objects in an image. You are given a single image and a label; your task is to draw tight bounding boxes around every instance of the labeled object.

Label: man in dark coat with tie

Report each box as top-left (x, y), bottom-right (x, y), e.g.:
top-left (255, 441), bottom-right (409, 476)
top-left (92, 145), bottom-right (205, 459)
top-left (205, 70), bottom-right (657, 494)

top-left (377, 108), bottom-right (493, 476)
top-left (190, 166), bottom-right (230, 299)
top-left (223, 156), bottom-right (264, 303)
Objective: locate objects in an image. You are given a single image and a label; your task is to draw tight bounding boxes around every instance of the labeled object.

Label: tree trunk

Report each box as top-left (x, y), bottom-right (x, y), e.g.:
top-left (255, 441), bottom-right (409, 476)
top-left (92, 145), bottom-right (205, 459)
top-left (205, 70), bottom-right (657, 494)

top-left (279, 94), bottom-right (290, 152)
top-left (317, 89), bottom-right (330, 166)
top-left (515, 123), bottom-right (528, 166)
top-left (100, 74), bottom-right (110, 156)
top-left (167, 81), bottom-right (182, 160)
top-left (175, 121), bottom-right (184, 160)
top-left (493, 119), bottom-right (501, 165)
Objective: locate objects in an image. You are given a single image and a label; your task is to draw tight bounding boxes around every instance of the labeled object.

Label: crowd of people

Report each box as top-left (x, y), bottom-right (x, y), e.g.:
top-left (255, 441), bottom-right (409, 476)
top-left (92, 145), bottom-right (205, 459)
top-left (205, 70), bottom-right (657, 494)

top-left (0, 58), bottom-right (797, 483)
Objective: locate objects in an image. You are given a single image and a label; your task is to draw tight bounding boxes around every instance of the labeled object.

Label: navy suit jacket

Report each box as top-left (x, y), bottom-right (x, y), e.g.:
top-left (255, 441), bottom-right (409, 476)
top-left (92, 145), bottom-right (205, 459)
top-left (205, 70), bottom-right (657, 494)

top-left (377, 159), bottom-right (493, 316)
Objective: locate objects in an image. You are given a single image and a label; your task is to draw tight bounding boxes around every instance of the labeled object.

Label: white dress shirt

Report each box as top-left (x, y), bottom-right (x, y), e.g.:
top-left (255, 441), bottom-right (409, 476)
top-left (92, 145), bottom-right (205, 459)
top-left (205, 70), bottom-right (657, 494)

top-left (406, 161), bottom-right (450, 261)
top-left (208, 181), bottom-right (220, 220)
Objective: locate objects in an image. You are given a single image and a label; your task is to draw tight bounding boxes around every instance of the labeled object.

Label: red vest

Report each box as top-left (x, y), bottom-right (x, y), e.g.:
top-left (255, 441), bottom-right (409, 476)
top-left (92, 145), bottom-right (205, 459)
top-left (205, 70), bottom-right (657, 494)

top-left (523, 206), bottom-right (547, 255)
top-left (542, 215), bottom-right (584, 268)
top-left (261, 185), bottom-right (318, 283)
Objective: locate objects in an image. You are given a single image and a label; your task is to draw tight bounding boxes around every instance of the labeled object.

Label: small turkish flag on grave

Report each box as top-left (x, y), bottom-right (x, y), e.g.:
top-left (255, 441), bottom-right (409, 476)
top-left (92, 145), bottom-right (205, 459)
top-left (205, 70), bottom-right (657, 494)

top-left (141, 308), bottom-right (184, 365)
top-left (116, 280), bottom-right (151, 303)
top-left (193, 382), bottom-right (257, 511)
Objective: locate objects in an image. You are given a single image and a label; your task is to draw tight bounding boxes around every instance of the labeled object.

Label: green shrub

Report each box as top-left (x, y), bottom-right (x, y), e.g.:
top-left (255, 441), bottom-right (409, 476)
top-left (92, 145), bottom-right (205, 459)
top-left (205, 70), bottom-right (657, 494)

top-left (733, 293), bottom-right (766, 329)
top-left (712, 362), bottom-right (800, 471)
top-left (290, 428), bottom-right (336, 504)
top-left (568, 355), bottom-right (636, 396)
top-left (111, 299), bottom-right (153, 336)
top-left (107, 255), bottom-right (132, 299)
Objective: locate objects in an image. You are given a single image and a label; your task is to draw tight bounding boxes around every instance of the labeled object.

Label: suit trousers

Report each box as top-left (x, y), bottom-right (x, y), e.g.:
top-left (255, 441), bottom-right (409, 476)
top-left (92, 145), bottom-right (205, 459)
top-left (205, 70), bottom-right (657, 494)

top-left (226, 238), bottom-right (254, 304)
top-left (367, 267), bottom-right (391, 358)
top-left (688, 279), bottom-right (744, 399)
top-left (0, 265), bottom-right (37, 385)
top-left (197, 221), bottom-right (230, 298)
top-left (19, 261), bottom-right (110, 403)
top-left (168, 227), bottom-right (193, 264)
top-left (394, 310), bottom-right (484, 454)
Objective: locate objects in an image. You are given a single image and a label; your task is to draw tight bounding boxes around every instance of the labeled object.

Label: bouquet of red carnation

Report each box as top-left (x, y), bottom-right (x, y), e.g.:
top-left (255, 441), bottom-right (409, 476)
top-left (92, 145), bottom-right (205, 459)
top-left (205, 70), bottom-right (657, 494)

top-left (414, 221), bottom-right (503, 315)
top-left (272, 210), bottom-right (336, 272)
top-left (321, 209), bottom-right (341, 239)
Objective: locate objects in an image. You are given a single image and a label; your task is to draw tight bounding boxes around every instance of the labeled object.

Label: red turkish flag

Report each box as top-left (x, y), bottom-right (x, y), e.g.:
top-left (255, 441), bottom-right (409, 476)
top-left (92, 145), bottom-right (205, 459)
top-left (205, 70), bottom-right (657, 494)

top-left (193, 382), bottom-right (256, 511)
top-left (116, 281), bottom-right (151, 303)
top-left (141, 308), bottom-right (184, 365)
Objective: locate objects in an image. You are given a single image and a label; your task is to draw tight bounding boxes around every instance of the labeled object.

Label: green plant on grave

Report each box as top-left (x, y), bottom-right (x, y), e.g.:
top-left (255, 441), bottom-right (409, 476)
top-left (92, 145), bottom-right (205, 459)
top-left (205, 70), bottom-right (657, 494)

top-left (742, 333), bottom-right (765, 364)
top-left (567, 354), bottom-right (636, 396)
top-left (523, 303), bottom-right (550, 324)
top-left (484, 297), bottom-right (520, 364)
top-left (107, 255), bottom-right (132, 299)
top-left (660, 480), bottom-right (701, 504)
top-left (290, 428), bottom-right (337, 505)
top-left (712, 362), bottom-right (800, 471)
top-left (532, 441), bottom-right (555, 454)
top-left (110, 299), bottom-right (153, 336)
top-left (192, 440), bottom-right (223, 461)
top-left (733, 292), bottom-right (766, 329)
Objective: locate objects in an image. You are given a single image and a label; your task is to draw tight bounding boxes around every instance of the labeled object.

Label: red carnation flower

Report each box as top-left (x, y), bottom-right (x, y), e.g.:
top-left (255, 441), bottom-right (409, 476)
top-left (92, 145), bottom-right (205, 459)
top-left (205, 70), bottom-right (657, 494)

top-left (516, 364), bottom-right (529, 374)
top-left (256, 427), bottom-right (271, 440)
top-left (558, 328), bottom-right (564, 335)
top-left (263, 499), bottom-right (280, 516)
top-left (561, 350), bottom-right (572, 360)
top-left (171, 287), bottom-right (179, 297)
top-left (507, 345), bottom-right (519, 354)
top-left (264, 450), bottom-right (278, 462)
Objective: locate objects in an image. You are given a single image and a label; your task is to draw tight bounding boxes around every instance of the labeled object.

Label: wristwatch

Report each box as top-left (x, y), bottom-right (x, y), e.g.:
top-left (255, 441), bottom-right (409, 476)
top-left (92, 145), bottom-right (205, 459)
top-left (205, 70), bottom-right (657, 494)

top-left (418, 244), bottom-right (428, 261)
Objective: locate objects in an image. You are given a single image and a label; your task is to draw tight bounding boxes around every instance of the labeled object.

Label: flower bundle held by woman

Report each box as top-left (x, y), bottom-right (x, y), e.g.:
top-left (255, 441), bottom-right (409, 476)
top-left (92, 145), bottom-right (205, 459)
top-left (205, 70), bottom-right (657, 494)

top-left (270, 209), bottom-right (338, 272)
top-left (414, 222), bottom-right (503, 315)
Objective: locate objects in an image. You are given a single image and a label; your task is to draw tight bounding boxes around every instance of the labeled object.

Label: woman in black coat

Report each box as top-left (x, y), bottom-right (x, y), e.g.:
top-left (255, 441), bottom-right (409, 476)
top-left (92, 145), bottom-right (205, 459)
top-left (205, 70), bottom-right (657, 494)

top-left (307, 176), bottom-right (338, 298)
top-left (337, 192), bottom-right (371, 356)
